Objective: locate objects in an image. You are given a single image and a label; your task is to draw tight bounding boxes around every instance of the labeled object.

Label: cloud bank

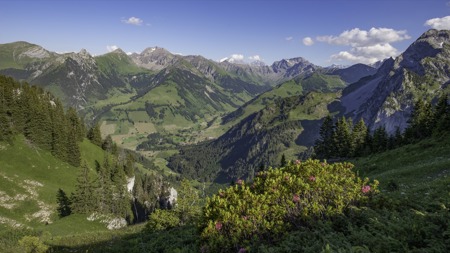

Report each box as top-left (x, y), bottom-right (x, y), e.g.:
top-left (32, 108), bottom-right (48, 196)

top-left (425, 16), bottom-right (450, 30)
top-left (317, 27), bottom-right (410, 64)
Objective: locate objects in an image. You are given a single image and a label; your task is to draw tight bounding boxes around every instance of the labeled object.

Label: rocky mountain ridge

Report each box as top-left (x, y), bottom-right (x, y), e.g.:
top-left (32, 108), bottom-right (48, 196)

top-left (340, 29), bottom-right (450, 133)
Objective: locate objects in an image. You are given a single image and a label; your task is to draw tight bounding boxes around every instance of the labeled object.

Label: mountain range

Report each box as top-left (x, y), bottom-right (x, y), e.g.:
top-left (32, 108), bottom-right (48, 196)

top-left (1, 29), bottom-right (449, 181)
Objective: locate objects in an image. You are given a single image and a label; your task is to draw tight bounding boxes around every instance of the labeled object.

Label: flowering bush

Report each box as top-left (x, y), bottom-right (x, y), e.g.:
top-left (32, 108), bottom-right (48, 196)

top-left (201, 159), bottom-right (379, 252)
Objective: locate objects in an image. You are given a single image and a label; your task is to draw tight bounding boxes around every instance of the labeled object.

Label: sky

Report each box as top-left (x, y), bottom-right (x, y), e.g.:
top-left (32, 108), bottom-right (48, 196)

top-left (1, 0), bottom-right (450, 66)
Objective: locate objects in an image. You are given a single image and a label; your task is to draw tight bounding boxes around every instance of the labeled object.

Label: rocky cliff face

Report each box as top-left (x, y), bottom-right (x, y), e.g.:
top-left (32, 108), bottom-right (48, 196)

top-left (340, 29), bottom-right (450, 133)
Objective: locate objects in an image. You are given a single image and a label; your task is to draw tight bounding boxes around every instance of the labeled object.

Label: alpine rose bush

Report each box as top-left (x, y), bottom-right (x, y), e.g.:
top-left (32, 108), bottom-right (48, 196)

top-left (201, 159), bottom-right (379, 252)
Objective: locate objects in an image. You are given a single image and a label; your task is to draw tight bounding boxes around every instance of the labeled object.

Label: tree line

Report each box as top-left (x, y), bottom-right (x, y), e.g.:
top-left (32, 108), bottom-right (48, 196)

top-left (0, 75), bottom-right (86, 166)
top-left (314, 93), bottom-right (450, 159)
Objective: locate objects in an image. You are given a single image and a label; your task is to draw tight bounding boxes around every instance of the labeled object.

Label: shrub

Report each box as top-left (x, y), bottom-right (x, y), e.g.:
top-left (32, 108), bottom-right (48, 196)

top-left (146, 209), bottom-right (180, 231)
top-left (18, 236), bottom-right (49, 253)
top-left (200, 159), bottom-right (378, 252)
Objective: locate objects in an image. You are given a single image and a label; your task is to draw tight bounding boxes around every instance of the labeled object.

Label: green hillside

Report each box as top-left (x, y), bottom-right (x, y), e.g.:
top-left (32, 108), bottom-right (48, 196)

top-left (169, 91), bottom-right (340, 182)
top-left (3, 135), bottom-right (444, 253)
top-left (222, 72), bottom-right (346, 128)
top-left (0, 135), bottom-right (107, 230)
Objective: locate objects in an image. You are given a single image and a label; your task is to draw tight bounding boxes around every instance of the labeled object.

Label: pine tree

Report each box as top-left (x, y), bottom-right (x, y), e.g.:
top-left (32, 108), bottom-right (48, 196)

top-left (372, 127), bottom-right (388, 153)
top-left (351, 119), bottom-right (367, 157)
top-left (110, 162), bottom-right (129, 217)
top-left (123, 153), bottom-right (135, 178)
top-left (332, 117), bottom-right (352, 157)
top-left (280, 154), bottom-right (287, 167)
top-left (314, 115), bottom-right (334, 158)
top-left (433, 93), bottom-right (449, 134)
top-left (50, 99), bottom-right (68, 161)
top-left (102, 135), bottom-right (114, 152)
top-left (406, 99), bottom-right (434, 141)
top-left (66, 131), bottom-right (81, 167)
top-left (56, 188), bottom-right (72, 218)
top-left (174, 179), bottom-right (200, 225)
top-left (87, 122), bottom-right (102, 146)
top-left (67, 107), bottom-right (85, 142)
top-left (0, 80), bottom-right (14, 143)
top-left (71, 162), bottom-right (96, 214)
top-left (0, 99), bottom-right (13, 143)
top-left (393, 127), bottom-right (404, 148)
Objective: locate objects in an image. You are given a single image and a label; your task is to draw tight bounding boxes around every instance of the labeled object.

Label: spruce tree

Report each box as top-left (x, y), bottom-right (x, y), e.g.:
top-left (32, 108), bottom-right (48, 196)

top-left (280, 153), bottom-right (287, 167)
top-left (314, 115), bottom-right (334, 158)
top-left (333, 117), bottom-right (352, 157)
top-left (66, 131), bottom-right (81, 167)
top-left (0, 80), bottom-right (14, 143)
top-left (102, 135), bottom-right (114, 152)
top-left (87, 122), bottom-right (102, 146)
top-left (433, 93), bottom-right (449, 134)
top-left (351, 119), bottom-right (367, 157)
top-left (67, 107), bottom-right (85, 142)
top-left (50, 99), bottom-right (68, 161)
top-left (0, 99), bottom-right (13, 143)
top-left (71, 161), bottom-right (96, 214)
top-left (372, 127), bottom-right (388, 153)
top-left (56, 188), bottom-right (72, 218)
top-left (175, 179), bottom-right (200, 225)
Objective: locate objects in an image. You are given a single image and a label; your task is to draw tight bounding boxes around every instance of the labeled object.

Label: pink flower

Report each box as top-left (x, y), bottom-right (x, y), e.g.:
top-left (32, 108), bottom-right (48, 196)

top-left (215, 221), bottom-right (222, 231)
top-left (295, 160), bottom-right (301, 165)
top-left (293, 194), bottom-right (300, 203)
top-left (219, 192), bottom-right (225, 198)
top-left (321, 162), bottom-right (326, 167)
top-left (238, 248), bottom-right (247, 253)
top-left (309, 176), bottom-right (316, 182)
top-left (285, 175), bottom-right (290, 181)
top-left (242, 216), bottom-right (248, 220)
top-left (361, 185), bottom-right (371, 194)
top-left (236, 179), bottom-right (243, 185)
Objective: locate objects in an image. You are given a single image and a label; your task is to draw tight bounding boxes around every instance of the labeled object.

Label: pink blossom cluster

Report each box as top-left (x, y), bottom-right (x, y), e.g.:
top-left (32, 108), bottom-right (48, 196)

top-left (361, 185), bottom-right (371, 193)
top-left (215, 221), bottom-right (222, 231)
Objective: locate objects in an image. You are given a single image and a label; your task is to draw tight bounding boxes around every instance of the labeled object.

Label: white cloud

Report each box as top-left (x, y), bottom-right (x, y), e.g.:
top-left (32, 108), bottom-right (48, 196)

top-left (425, 16), bottom-right (450, 30)
top-left (317, 27), bottom-right (410, 47)
top-left (285, 36), bottom-right (293, 41)
top-left (122, 17), bottom-right (143, 26)
top-left (317, 27), bottom-right (410, 64)
top-left (106, 45), bottom-right (119, 52)
top-left (302, 37), bottom-right (314, 46)
top-left (248, 55), bottom-right (261, 61)
top-left (220, 54), bottom-right (264, 64)
top-left (220, 54), bottom-right (245, 63)
top-left (331, 43), bottom-right (397, 64)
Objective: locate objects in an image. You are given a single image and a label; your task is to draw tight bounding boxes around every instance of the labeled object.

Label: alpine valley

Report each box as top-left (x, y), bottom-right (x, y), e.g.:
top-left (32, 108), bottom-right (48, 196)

top-left (0, 29), bottom-right (449, 253)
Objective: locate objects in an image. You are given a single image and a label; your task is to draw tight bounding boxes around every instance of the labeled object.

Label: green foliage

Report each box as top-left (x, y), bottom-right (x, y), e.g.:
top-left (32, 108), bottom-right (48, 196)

top-left (201, 159), bottom-right (378, 252)
top-left (71, 161), bottom-right (96, 214)
top-left (146, 209), bottom-right (180, 231)
top-left (0, 74), bottom-right (86, 166)
top-left (18, 236), bottom-right (49, 253)
top-left (87, 122), bottom-right (102, 147)
top-left (174, 179), bottom-right (201, 225)
top-left (56, 188), bottom-right (72, 218)
top-left (280, 153), bottom-right (287, 167)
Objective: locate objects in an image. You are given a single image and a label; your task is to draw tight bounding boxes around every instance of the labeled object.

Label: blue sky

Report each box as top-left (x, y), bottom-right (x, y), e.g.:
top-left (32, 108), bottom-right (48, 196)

top-left (1, 0), bottom-right (450, 66)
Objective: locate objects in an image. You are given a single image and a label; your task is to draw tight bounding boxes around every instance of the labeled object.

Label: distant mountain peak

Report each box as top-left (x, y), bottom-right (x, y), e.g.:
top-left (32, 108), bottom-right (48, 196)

top-left (141, 46), bottom-right (171, 55)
